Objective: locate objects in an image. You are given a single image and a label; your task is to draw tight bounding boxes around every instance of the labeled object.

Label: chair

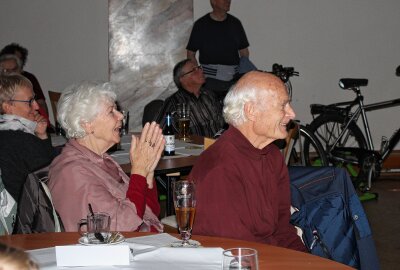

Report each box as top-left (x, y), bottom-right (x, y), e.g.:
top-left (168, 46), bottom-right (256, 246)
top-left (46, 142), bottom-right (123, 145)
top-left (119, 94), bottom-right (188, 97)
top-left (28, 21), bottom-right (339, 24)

top-left (204, 137), bottom-right (216, 150)
top-left (289, 166), bottom-right (379, 270)
top-left (48, 90), bottom-right (62, 125)
top-left (283, 121), bottom-right (299, 165)
top-left (0, 171), bottom-right (17, 235)
top-left (14, 167), bottom-right (64, 233)
top-left (142, 99), bottom-right (164, 127)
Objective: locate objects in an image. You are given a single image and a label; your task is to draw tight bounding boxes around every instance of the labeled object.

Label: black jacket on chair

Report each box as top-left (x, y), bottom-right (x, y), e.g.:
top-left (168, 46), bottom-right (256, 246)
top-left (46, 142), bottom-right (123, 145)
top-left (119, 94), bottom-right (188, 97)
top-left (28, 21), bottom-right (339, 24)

top-left (13, 169), bottom-right (64, 234)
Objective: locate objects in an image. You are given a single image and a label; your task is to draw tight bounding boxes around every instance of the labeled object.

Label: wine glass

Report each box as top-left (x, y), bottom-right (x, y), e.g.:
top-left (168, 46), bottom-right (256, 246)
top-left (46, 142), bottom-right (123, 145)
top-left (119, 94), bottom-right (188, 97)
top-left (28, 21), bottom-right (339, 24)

top-left (171, 180), bottom-right (197, 247)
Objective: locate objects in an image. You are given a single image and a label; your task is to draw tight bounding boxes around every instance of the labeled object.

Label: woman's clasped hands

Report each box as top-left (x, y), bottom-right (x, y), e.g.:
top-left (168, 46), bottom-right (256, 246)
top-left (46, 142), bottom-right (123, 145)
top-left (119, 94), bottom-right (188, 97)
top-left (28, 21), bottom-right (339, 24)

top-left (130, 122), bottom-right (165, 188)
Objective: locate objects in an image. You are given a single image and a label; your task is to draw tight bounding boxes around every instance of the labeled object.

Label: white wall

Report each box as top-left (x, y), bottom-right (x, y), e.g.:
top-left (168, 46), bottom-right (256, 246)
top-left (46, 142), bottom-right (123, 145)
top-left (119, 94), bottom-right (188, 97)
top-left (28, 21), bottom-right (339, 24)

top-left (1, 0), bottom-right (399, 149)
top-left (0, 0), bottom-right (109, 123)
top-left (195, 0), bottom-right (400, 149)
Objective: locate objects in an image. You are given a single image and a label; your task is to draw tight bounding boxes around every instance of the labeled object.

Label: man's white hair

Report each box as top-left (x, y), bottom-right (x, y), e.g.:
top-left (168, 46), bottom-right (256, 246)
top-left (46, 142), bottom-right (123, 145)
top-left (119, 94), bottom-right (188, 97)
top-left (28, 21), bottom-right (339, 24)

top-left (223, 84), bottom-right (260, 126)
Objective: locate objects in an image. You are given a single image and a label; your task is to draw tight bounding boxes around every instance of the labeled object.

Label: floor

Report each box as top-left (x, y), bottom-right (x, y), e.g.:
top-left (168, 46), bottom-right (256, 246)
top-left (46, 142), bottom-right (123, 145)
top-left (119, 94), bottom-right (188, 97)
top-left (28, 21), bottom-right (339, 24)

top-left (362, 173), bottom-right (400, 270)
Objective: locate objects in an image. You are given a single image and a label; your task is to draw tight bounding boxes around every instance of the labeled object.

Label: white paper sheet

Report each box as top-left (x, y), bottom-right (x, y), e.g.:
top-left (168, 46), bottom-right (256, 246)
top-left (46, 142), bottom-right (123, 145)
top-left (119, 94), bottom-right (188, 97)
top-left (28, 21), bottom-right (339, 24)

top-left (55, 245), bottom-right (130, 266)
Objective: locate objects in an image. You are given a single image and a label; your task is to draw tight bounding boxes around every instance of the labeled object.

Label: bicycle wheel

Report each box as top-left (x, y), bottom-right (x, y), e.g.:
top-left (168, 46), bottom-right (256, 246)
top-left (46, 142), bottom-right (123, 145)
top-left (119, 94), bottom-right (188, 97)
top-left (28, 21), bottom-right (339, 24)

top-left (307, 114), bottom-right (367, 177)
top-left (288, 125), bottom-right (329, 166)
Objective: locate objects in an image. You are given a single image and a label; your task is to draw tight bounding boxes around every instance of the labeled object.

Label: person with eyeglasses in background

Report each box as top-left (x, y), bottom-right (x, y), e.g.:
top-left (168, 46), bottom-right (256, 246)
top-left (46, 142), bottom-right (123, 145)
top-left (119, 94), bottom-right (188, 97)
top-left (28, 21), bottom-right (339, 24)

top-left (155, 59), bottom-right (225, 138)
top-left (0, 74), bottom-right (57, 204)
top-left (0, 51), bottom-right (51, 128)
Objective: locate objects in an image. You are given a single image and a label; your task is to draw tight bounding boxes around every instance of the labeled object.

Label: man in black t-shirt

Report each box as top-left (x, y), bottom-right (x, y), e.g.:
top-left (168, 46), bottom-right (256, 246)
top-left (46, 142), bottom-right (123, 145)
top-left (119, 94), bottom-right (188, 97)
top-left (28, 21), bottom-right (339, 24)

top-left (186, 0), bottom-right (251, 101)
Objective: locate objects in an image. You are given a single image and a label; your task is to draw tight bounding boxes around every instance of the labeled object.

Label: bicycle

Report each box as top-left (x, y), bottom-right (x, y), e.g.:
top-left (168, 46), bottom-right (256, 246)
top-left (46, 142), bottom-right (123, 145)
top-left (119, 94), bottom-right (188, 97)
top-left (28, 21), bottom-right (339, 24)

top-left (306, 66), bottom-right (400, 195)
top-left (270, 64), bottom-right (328, 167)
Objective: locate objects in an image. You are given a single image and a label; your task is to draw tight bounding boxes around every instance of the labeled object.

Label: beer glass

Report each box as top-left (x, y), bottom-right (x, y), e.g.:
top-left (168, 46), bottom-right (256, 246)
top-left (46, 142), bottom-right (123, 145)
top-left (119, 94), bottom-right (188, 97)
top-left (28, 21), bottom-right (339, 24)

top-left (177, 103), bottom-right (190, 141)
top-left (171, 180), bottom-right (197, 247)
top-left (121, 110), bottom-right (129, 135)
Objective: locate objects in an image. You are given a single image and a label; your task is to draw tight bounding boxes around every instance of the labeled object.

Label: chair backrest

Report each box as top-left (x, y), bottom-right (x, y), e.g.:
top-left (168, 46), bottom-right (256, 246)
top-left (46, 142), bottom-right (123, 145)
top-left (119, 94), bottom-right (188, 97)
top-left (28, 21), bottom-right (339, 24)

top-left (142, 99), bottom-right (164, 127)
top-left (48, 91), bottom-right (62, 124)
top-left (14, 168), bottom-right (64, 234)
top-left (289, 167), bottom-right (380, 270)
top-left (204, 137), bottom-right (216, 150)
top-left (0, 169), bottom-right (17, 235)
top-left (283, 121), bottom-right (299, 165)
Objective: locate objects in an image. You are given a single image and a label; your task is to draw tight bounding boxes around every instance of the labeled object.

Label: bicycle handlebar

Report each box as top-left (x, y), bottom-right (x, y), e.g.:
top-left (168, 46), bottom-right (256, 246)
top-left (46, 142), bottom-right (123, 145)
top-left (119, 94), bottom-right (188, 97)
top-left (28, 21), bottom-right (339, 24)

top-left (270, 63), bottom-right (299, 83)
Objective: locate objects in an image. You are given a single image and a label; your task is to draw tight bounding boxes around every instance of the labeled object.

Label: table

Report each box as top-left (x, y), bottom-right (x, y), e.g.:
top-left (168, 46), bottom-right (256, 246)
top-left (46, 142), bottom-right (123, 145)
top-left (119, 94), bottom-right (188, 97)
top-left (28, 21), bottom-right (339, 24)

top-left (51, 134), bottom-right (203, 177)
top-left (0, 232), bottom-right (353, 269)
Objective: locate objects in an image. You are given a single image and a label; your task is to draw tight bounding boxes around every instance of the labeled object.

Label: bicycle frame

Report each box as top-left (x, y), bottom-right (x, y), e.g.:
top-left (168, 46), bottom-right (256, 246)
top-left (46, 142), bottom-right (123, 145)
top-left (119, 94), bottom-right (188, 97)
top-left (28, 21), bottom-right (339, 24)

top-left (326, 89), bottom-right (400, 163)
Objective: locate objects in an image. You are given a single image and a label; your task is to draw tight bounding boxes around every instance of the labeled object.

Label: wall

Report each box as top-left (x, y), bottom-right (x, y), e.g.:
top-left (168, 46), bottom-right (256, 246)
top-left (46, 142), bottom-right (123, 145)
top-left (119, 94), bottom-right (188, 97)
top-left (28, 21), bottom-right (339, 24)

top-left (108, 0), bottom-right (192, 130)
top-left (1, 0), bottom-right (399, 149)
top-left (0, 0), bottom-right (109, 123)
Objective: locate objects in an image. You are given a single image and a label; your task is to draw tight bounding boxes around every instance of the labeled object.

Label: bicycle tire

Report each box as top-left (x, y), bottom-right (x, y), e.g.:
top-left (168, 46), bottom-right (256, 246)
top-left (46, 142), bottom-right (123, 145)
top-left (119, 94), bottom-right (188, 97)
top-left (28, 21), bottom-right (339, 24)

top-left (307, 113), bottom-right (367, 177)
top-left (288, 125), bottom-right (329, 166)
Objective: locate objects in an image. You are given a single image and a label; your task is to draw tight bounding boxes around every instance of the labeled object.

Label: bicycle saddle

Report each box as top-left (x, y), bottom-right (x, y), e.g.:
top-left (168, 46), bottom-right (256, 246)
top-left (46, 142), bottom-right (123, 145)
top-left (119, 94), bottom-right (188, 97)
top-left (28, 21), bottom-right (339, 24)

top-left (339, 78), bottom-right (368, 90)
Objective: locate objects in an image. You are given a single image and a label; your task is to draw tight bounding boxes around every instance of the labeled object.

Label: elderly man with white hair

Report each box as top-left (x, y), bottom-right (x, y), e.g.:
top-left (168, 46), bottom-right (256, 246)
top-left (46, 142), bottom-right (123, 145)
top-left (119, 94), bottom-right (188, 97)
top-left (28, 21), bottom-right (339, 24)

top-left (190, 71), bottom-right (306, 252)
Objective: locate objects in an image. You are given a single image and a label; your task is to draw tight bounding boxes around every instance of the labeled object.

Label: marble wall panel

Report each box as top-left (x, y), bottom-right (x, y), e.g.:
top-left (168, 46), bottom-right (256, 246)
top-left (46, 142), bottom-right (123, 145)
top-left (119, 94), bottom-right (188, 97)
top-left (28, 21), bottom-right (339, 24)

top-left (109, 0), bottom-right (193, 131)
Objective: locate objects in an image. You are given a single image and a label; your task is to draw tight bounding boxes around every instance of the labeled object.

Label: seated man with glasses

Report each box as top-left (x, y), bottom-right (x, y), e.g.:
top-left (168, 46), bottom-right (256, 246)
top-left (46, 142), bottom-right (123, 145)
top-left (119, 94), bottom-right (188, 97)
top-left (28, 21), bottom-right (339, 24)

top-left (156, 59), bottom-right (225, 138)
top-left (0, 74), bottom-right (57, 203)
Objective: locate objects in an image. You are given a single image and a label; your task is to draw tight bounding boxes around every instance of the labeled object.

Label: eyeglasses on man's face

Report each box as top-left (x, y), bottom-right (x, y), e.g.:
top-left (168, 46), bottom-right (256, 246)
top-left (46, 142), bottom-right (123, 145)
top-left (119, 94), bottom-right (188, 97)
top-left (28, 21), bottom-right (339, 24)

top-left (9, 95), bottom-right (37, 107)
top-left (180, 65), bottom-right (203, 78)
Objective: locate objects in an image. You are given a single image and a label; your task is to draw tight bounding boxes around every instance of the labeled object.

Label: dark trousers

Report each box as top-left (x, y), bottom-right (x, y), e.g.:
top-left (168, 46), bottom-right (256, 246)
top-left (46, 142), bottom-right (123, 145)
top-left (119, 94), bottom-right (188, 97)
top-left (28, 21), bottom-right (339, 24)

top-left (203, 77), bottom-right (237, 103)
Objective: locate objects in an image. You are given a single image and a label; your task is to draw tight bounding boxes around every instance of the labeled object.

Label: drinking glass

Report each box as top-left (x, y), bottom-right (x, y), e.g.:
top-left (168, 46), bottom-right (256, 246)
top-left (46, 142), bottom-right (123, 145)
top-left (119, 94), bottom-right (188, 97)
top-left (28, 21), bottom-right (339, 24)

top-left (121, 110), bottom-right (129, 135)
top-left (177, 103), bottom-right (190, 141)
top-left (78, 212), bottom-right (111, 244)
top-left (171, 180), bottom-right (197, 247)
top-left (223, 248), bottom-right (258, 270)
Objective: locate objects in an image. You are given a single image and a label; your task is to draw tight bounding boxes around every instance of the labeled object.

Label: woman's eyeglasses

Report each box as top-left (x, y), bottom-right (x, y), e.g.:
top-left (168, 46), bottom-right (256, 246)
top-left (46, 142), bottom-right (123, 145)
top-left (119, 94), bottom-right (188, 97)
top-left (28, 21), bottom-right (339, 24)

top-left (180, 65), bottom-right (202, 78)
top-left (9, 95), bottom-right (37, 107)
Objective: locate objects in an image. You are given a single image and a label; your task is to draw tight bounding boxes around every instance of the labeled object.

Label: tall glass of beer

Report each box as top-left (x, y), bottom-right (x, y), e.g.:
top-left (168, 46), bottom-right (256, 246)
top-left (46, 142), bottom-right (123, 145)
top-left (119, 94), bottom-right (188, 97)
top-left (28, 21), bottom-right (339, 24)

top-left (171, 180), bottom-right (197, 247)
top-left (177, 103), bottom-right (190, 141)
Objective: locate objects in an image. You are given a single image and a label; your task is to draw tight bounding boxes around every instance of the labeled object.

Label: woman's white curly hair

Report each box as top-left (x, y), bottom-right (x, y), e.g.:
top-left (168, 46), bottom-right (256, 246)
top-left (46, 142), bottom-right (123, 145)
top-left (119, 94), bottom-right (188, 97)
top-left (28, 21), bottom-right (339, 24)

top-left (57, 81), bottom-right (116, 138)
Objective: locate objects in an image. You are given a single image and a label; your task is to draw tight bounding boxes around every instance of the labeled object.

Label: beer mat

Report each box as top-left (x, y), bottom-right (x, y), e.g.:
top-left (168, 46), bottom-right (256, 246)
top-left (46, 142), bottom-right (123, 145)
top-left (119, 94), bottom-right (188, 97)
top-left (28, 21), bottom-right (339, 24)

top-left (175, 140), bottom-right (204, 149)
top-left (162, 154), bottom-right (188, 159)
top-left (175, 147), bottom-right (203, 156)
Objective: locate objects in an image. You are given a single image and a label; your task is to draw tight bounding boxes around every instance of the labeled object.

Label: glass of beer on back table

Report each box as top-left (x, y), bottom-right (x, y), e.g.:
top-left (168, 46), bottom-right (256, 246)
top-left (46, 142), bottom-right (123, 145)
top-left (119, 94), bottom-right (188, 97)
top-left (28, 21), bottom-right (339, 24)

top-left (172, 180), bottom-right (197, 247)
top-left (177, 103), bottom-right (190, 141)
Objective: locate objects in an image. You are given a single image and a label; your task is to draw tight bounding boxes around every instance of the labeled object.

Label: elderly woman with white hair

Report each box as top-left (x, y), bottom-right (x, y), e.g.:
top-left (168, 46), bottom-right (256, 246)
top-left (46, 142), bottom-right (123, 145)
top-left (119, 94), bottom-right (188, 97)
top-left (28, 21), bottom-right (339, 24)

top-left (48, 82), bottom-right (165, 232)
